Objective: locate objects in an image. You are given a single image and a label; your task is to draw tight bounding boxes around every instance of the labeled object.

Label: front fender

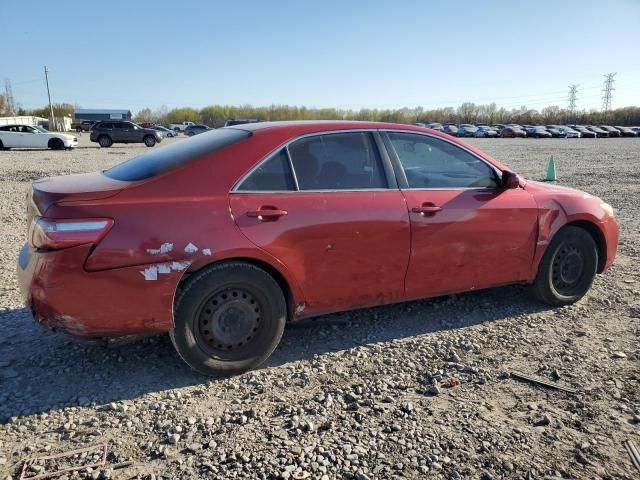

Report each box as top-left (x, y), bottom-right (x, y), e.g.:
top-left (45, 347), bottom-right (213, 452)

top-left (529, 188), bottom-right (615, 280)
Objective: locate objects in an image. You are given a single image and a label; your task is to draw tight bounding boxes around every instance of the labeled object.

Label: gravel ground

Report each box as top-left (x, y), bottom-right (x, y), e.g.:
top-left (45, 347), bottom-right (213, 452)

top-left (0, 135), bottom-right (639, 480)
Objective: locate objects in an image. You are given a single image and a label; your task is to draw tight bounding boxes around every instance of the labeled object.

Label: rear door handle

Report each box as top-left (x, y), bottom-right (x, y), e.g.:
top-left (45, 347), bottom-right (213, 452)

top-left (411, 205), bottom-right (442, 215)
top-left (247, 208), bottom-right (288, 220)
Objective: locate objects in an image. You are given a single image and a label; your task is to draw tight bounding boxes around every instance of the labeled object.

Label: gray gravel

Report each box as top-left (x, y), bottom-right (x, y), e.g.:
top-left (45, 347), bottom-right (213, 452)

top-left (1, 135), bottom-right (639, 479)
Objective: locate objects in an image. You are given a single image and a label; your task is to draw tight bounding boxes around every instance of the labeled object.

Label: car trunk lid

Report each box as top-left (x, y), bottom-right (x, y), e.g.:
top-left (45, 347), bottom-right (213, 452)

top-left (30, 171), bottom-right (131, 216)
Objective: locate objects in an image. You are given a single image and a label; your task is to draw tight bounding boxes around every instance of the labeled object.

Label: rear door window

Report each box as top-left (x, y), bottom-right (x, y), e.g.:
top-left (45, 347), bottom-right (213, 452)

top-left (288, 132), bottom-right (387, 190)
top-left (236, 149), bottom-right (295, 191)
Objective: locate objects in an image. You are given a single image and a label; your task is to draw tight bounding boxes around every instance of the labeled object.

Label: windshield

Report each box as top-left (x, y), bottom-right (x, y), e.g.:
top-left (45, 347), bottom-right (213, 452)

top-left (104, 128), bottom-right (250, 181)
top-left (34, 126), bottom-right (48, 133)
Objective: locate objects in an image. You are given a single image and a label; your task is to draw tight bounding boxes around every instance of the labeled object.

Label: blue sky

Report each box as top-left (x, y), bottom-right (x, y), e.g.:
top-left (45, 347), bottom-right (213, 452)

top-left (4, 0), bottom-right (639, 113)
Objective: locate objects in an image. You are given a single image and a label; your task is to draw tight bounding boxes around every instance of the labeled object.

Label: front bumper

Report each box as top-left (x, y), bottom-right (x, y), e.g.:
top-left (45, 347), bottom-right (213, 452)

top-left (599, 215), bottom-right (619, 272)
top-left (17, 243), bottom-right (185, 338)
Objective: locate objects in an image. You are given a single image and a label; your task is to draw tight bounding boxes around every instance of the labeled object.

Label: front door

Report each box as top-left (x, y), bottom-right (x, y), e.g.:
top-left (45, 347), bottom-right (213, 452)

top-left (229, 131), bottom-right (411, 315)
top-left (383, 131), bottom-right (538, 299)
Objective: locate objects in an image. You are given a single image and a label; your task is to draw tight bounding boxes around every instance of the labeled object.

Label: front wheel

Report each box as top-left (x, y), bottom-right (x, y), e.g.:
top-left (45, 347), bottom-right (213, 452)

top-left (171, 262), bottom-right (287, 376)
top-left (143, 135), bottom-right (156, 147)
top-left (48, 138), bottom-right (65, 150)
top-left (529, 226), bottom-right (598, 306)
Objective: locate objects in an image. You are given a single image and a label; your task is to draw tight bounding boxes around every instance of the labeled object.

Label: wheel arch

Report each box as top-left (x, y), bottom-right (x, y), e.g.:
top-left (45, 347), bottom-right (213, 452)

top-left (565, 220), bottom-right (607, 273)
top-left (47, 137), bottom-right (64, 148)
top-left (176, 256), bottom-right (301, 322)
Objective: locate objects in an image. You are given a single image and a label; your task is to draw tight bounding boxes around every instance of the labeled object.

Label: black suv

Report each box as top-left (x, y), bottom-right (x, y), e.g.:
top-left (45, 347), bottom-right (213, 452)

top-left (89, 121), bottom-right (162, 148)
top-left (75, 120), bottom-right (96, 132)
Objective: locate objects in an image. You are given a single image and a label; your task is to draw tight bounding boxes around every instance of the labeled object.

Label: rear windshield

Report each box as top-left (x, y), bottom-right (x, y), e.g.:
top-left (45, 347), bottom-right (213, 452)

top-left (104, 128), bottom-right (250, 181)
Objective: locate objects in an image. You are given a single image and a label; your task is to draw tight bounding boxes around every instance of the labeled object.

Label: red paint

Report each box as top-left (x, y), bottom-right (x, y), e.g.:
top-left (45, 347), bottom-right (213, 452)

top-left (16, 121), bottom-right (619, 339)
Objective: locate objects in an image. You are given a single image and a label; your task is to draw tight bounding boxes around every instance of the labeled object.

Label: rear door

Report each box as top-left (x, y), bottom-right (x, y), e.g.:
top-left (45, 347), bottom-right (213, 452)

top-left (111, 122), bottom-right (126, 142)
top-left (99, 122), bottom-right (114, 141)
top-left (229, 131), bottom-right (411, 315)
top-left (383, 131), bottom-right (538, 299)
top-left (0, 126), bottom-right (21, 147)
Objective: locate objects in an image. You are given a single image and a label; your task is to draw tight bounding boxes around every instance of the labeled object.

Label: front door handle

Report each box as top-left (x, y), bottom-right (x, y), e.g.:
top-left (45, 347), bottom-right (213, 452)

top-left (247, 207), bottom-right (288, 221)
top-left (411, 205), bottom-right (442, 215)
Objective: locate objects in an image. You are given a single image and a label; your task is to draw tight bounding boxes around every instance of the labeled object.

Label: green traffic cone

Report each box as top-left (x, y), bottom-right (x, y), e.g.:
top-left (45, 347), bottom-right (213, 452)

top-left (545, 155), bottom-right (556, 181)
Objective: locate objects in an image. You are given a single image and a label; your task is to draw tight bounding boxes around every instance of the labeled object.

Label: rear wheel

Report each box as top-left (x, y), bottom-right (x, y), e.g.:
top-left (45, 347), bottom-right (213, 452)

top-left (48, 138), bottom-right (65, 150)
top-left (0, 139), bottom-right (6, 150)
top-left (529, 226), bottom-right (598, 306)
top-left (143, 135), bottom-right (156, 147)
top-left (171, 262), bottom-right (287, 376)
top-left (98, 135), bottom-right (112, 148)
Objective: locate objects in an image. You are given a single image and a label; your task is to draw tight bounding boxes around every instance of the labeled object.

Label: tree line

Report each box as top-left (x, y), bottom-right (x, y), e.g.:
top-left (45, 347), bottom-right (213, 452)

top-left (2, 94), bottom-right (639, 127)
top-left (134, 103), bottom-right (640, 127)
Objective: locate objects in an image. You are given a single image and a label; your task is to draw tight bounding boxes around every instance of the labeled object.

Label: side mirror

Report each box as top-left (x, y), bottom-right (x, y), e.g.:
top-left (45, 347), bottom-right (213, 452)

top-left (501, 170), bottom-right (520, 189)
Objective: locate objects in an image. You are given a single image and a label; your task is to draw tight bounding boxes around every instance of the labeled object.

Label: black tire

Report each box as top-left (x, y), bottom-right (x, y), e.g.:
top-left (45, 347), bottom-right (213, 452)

top-left (98, 135), bottom-right (112, 148)
top-left (143, 135), bottom-right (156, 147)
top-left (529, 226), bottom-right (598, 306)
top-left (0, 139), bottom-right (5, 150)
top-left (48, 138), bottom-right (65, 150)
top-left (171, 262), bottom-right (287, 376)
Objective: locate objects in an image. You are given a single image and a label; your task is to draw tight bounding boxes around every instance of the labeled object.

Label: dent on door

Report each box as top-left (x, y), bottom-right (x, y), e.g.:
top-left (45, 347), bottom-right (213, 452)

top-left (229, 191), bottom-right (411, 316)
top-left (403, 188), bottom-right (538, 298)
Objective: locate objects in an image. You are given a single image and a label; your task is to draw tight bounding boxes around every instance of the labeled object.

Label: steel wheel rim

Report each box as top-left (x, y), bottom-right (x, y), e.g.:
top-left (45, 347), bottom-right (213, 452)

top-left (552, 243), bottom-right (585, 295)
top-left (194, 288), bottom-right (263, 358)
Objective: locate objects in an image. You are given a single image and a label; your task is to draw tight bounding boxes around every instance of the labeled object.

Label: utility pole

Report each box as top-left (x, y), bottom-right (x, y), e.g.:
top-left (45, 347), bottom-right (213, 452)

top-left (44, 66), bottom-right (56, 131)
top-left (602, 72), bottom-right (616, 112)
top-left (567, 84), bottom-right (578, 123)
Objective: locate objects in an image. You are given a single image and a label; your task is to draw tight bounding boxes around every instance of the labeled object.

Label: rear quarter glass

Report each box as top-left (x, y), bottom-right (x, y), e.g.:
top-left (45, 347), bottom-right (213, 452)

top-left (104, 128), bottom-right (250, 181)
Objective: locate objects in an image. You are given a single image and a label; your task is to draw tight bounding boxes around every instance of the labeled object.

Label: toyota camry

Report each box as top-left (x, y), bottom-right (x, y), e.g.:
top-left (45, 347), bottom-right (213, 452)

top-left (17, 121), bottom-right (619, 375)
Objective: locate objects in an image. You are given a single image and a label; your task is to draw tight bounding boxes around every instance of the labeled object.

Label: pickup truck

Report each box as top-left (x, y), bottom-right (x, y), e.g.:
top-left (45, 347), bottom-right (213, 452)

top-left (169, 121), bottom-right (195, 132)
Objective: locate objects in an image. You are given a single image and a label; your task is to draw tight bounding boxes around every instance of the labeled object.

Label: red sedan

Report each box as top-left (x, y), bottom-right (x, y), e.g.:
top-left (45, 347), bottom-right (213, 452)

top-left (17, 121), bottom-right (619, 375)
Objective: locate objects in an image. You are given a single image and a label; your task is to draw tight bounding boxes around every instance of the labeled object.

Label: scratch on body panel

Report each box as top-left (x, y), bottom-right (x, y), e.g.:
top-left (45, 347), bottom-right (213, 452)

top-left (146, 242), bottom-right (174, 255)
top-left (184, 243), bottom-right (199, 253)
top-left (141, 261), bottom-right (190, 280)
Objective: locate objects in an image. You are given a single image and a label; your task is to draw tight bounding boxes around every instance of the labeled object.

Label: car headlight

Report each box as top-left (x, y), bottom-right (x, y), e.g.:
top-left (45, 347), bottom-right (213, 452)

top-left (600, 203), bottom-right (614, 217)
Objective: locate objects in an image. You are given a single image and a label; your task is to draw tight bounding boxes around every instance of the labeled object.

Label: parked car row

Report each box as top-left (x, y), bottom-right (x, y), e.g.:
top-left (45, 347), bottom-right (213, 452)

top-left (416, 122), bottom-right (640, 138)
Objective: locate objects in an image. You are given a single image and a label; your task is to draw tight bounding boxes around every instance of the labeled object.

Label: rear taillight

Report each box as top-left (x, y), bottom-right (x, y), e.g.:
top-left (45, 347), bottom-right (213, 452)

top-left (29, 217), bottom-right (113, 250)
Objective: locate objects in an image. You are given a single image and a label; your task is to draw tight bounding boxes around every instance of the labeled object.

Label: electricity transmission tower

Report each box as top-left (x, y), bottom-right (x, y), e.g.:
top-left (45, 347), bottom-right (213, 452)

top-left (567, 84), bottom-right (578, 122)
top-left (568, 84), bottom-right (578, 111)
top-left (602, 73), bottom-right (616, 112)
top-left (4, 78), bottom-right (16, 114)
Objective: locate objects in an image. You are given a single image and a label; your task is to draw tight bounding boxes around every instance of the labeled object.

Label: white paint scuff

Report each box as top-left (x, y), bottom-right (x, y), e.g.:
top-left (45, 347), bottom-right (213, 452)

top-left (141, 266), bottom-right (159, 281)
top-left (140, 261), bottom-right (190, 280)
top-left (157, 264), bottom-right (171, 274)
top-left (146, 242), bottom-right (173, 255)
top-left (202, 248), bottom-right (212, 256)
top-left (184, 243), bottom-right (199, 253)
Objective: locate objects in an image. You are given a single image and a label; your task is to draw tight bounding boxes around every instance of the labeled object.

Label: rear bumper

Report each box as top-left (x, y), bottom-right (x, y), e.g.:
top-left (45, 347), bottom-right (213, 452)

top-left (17, 243), bottom-right (185, 338)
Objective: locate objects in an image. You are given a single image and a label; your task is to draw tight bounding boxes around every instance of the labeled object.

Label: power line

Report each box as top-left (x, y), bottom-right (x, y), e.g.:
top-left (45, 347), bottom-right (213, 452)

top-left (602, 72), bottom-right (616, 112)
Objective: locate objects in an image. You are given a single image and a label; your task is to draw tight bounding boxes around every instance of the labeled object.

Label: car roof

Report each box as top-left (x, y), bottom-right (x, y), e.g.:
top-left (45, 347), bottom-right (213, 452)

top-left (226, 120), bottom-right (438, 135)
